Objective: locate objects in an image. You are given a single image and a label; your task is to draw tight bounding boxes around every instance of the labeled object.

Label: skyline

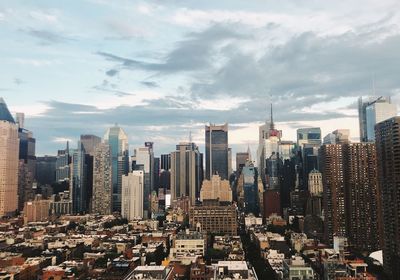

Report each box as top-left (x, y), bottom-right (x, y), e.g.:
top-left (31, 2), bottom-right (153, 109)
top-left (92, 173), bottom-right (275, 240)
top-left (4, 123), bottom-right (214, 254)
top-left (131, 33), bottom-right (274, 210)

top-left (2, 0), bottom-right (400, 156)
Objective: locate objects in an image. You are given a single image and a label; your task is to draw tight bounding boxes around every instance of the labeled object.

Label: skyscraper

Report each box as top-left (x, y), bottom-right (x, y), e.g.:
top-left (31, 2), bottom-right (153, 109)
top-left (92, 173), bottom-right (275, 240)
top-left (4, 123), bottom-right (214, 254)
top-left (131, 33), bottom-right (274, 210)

top-left (80, 134), bottom-right (101, 212)
top-left (104, 125), bottom-right (129, 212)
top-left (70, 142), bottom-right (87, 214)
top-left (16, 113), bottom-right (36, 210)
top-left (160, 154), bottom-right (171, 171)
top-left (375, 117), bottom-right (400, 278)
top-left (205, 123), bottom-right (229, 180)
top-left (132, 143), bottom-right (154, 217)
top-left (80, 134), bottom-right (101, 156)
top-left (323, 129), bottom-right (350, 144)
top-left (242, 162), bottom-right (259, 215)
top-left (92, 143), bottom-right (112, 215)
top-left (320, 144), bottom-right (346, 244)
top-left (56, 142), bottom-right (70, 183)
top-left (297, 127), bottom-right (321, 190)
top-left (359, 96), bottom-right (397, 142)
top-left (170, 142), bottom-right (203, 205)
top-left (344, 143), bottom-right (380, 252)
top-left (257, 104), bottom-right (281, 186)
top-left (321, 142), bottom-right (380, 250)
top-left (122, 170), bottom-right (144, 220)
top-left (0, 98), bottom-right (19, 216)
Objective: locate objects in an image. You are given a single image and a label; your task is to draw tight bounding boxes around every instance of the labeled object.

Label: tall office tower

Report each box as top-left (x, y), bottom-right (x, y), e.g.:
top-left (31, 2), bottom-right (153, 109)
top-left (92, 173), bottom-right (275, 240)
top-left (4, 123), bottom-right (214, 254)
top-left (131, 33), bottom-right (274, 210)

top-left (257, 104), bottom-right (281, 186)
top-left (104, 124), bottom-right (129, 212)
top-left (70, 142), bottom-right (87, 214)
top-left (0, 98), bottom-right (19, 216)
top-left (122, 170), bottom-right (144, 220)
top-left (200, 174), bottom-right (232, 203)
top-left (279, 158), bottom-right (296, 210)
top-left (16, 115), bottom-right (36, 210)
top-left (205, 123), bottom-right (229, 180)
top-left (320, 144), bottom-right (346, 245)
top-left (296, 127), bottom-right (321, 190)
top-left (323, 129), bottom-right (350, 144)
top-left (133, 142), bottom-right (154, 217)
top-left (80, 135), bottom-right (101, 211)
top-left (160, 154), bottom-right (171, 170)
top-left (170, 142), bottom-right (203, 206)
top-left (80, 134), bottom-right (101, 156)
top-left (359, 96), bottom-right (397, 142)
top-left (375, 117), bottom-right (400, 278)
top-left (56, 142), bottom-right (70, 183)
top-left (242, 161), bottom-right (259, 215)
top-left (344, 143), bottom-right (380, 252)
top-left (36, 156), bottom-right (57, 186)
top-left (92, 143), bottom-right (112, 215)
top-left (308, 169), bottom-right (323, 196)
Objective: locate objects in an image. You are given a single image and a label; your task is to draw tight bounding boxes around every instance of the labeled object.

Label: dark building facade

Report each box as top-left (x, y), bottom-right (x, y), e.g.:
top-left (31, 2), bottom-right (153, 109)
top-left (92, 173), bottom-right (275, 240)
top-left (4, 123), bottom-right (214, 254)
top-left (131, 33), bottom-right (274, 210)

top-left (344, 143), bottom-right (380, 252)
top-left (375, 117), bottom-right (400, 279)
top-left (205, 123), bottom-right (229, 180)
top-left (161, 154), bottom-right (171, 171)
top-left (36, 156), bottom-right (57, 185)
top-left (320, 144), bottom-right (346, 245)
top-left (321, 143), bottom-right (380, 251)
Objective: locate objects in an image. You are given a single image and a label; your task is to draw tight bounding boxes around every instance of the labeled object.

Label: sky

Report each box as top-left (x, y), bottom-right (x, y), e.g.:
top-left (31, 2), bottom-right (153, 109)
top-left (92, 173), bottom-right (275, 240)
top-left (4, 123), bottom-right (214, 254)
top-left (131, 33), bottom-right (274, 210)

top-left (1, 0), bottom-right (400, 160)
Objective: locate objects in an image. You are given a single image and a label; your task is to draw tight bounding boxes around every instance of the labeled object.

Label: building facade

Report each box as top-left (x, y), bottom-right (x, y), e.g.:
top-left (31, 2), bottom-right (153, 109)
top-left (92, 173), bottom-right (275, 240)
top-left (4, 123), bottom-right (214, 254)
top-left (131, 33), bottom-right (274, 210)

top-left (170, 142), bottom-right (203, 205)
top-left (200, 174), bottom-right (232, 203)
top-left (92, 143), bottom-right (112, 215)
top-left (375, 117), bottom-right (400, 278)
top-left (122, 171), bottom-right (144, 220)
top-left (205, 123), bottom-right (229, 180)
top-left (70, 142), bottom-right (87, 214)
top-left (189, 204), bottom-right (237, 235)
top-left (0, 98), bottom-right (19, 216)
top-left (104, 125), bottom-right (129, 212)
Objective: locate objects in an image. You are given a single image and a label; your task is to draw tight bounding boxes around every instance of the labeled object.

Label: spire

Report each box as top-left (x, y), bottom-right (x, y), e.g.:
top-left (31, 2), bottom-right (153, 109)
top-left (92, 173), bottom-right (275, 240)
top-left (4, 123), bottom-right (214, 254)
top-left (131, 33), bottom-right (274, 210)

top-left (189, 130), bottom-right (192, 143)
top-left (0, 97), bottom-right (15, 123)
top-left (247, 145), bottom-right (252, 162)
top-left (270, 102), bottom-right (275, 130)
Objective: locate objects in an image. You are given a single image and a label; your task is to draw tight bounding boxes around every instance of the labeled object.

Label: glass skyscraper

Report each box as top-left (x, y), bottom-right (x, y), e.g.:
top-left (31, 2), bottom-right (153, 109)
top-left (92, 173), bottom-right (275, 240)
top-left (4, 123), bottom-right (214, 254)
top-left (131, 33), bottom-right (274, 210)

top-left (205, 123), bottom-right (229, 180)
top-left (104, 124), bottom-right (129, 212)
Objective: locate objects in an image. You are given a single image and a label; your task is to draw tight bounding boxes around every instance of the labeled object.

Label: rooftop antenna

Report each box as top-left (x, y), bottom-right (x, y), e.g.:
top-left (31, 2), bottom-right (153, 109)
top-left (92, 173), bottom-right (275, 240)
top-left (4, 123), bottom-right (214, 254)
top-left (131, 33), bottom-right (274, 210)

top-left (269, 93), bottom-right (275, 130)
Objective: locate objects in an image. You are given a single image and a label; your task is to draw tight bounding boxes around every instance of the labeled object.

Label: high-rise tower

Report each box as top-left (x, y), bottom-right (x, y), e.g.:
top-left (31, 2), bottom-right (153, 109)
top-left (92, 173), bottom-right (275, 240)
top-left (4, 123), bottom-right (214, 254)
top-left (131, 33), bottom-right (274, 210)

top-left (205, 123), bottom-right (229, 180)
top-left (104, 125), bottom-right (129, 212)
top-left (375, 117), bottom-right (400, 278)
top-left (170, 142), bottom-right (203, 205)
top-left (92, 143), bottom-right (112, 215)
top-left (0, 98), bottom-right (19, 216)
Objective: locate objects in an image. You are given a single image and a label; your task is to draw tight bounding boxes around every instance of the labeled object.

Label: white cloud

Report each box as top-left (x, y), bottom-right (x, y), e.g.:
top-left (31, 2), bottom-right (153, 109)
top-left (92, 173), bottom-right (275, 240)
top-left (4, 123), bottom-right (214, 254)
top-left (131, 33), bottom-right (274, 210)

top-left (29, 10), bottom-right (58, 23)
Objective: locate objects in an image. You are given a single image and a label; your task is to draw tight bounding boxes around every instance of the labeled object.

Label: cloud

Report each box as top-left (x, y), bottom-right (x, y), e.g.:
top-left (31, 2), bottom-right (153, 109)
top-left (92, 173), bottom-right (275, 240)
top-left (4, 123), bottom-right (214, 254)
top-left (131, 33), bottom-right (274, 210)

top-left (22, 28), bottom-right (74, 45)
top-left (97, 23), bottom-right (250, 75)
top-left (140, 81), bottom-right (159, 88)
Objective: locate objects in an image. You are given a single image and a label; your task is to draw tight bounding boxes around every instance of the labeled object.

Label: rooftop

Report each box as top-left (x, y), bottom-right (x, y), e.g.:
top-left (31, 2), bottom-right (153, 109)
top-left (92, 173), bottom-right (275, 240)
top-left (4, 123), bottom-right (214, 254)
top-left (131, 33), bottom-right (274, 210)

top-left (0, 98), bottom-right (15, 123)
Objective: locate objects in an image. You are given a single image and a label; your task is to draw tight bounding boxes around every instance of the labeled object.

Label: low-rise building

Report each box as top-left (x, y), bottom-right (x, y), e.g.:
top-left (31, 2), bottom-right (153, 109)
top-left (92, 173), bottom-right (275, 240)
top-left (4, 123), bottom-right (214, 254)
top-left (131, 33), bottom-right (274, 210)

top-left (282, 256), bottom-right (314, 280)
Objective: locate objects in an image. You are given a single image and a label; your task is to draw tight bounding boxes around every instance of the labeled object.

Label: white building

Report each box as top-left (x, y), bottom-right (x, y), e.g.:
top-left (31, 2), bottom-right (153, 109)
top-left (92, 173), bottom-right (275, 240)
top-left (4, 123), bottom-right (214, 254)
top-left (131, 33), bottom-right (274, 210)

top-left (366, 99), bottom-right (397, 141)
top-left (283, 256), bottom-right (314, 280)
top-left (122, 171), bottom-right (144, 220)
top-left (171, 230), bottom-right (205, 258)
